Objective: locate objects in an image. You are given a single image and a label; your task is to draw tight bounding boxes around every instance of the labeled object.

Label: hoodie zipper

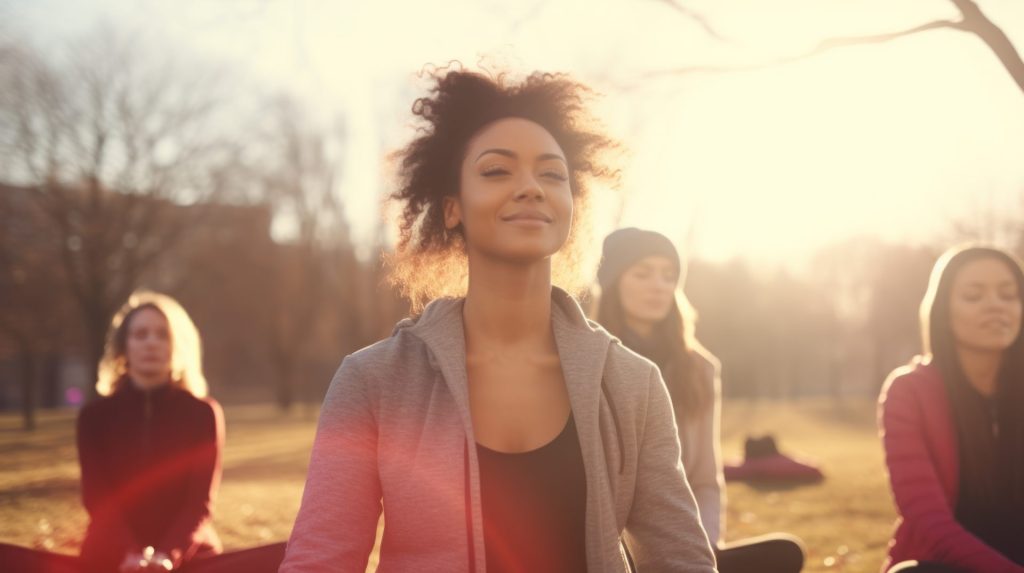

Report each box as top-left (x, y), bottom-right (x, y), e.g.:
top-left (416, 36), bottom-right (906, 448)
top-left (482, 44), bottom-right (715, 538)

top-left (463, 439), bottom-right (477, 573)
top-left (143, 390), bottom-right (153, 461)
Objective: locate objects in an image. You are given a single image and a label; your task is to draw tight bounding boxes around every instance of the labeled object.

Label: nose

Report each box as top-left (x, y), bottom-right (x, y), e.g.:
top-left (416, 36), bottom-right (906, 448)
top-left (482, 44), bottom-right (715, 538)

top-left (514, 174), bottom-right (545, 202)
top-left (985, 292), bottom-right (1013, 309)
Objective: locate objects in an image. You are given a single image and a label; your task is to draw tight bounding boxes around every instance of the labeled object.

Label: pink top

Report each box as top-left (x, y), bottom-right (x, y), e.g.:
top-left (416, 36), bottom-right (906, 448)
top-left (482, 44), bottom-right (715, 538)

top-left (878, 361), bottom-right (1024, 573)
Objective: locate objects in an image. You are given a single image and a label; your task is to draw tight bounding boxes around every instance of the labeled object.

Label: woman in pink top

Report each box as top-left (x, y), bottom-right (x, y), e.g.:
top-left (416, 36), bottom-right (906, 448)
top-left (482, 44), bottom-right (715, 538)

top-left (879, 245), bottom-right (1024, 573)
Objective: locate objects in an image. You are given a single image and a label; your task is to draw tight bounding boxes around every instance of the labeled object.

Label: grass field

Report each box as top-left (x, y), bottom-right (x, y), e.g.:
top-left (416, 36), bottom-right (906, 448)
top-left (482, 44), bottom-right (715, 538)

top-left (0, 398), bottom-right (894, 572)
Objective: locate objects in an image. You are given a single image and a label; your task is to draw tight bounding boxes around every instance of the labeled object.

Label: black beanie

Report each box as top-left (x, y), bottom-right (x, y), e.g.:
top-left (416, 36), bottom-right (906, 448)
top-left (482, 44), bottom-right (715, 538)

top-left (597, 228), bottom-right (681, 290)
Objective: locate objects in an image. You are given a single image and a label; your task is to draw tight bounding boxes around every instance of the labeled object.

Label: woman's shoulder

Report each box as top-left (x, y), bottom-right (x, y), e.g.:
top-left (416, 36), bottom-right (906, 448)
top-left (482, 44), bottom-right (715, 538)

top-left (878, 359), bottom-right (949, 426)
top-left (342, 328), bottom-right (432, 373)
top-left (881, 359), bottom-right (942, 400)
top-left (189, 392), bottom-right (223, 417)
top-left (689, 345), bottom-right (721, 389)
top-left (78, 392), bottom-right (117, 422)
top-left (605, 338), bottom-right (659, 378)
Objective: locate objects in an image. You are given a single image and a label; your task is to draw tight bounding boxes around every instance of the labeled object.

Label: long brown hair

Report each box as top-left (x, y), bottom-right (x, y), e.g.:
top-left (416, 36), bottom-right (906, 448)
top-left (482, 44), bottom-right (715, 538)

top-left (920, 245), bottom-right (1024, 507)
top-left (595, 282), bottom-right (712, 419)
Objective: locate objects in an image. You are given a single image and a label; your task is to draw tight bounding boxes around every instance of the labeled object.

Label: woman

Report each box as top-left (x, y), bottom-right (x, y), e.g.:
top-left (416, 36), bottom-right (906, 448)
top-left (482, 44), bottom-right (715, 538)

top-left (0, 292), bottom-right (285, 572)
top-left (280, 69), bottom-right (717, 572)
top-left (78, 292), bottom-right (286, 572)
top-left (76, 291), bottom-right (223, 572)
top-left (880, 245), bottom-right (1024, 573)
top-left (594, 227), bottom-right (804, 573)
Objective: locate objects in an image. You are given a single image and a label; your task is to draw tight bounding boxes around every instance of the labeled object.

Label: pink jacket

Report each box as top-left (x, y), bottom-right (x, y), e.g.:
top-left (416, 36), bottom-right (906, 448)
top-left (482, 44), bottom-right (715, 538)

top-left (878, 361), bottom-right (1024, 573)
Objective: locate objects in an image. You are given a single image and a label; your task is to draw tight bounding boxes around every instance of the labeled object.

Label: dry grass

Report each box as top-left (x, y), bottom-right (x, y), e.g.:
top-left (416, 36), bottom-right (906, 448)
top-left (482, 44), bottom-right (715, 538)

top-left (0, 398), bottom-right (893, 572)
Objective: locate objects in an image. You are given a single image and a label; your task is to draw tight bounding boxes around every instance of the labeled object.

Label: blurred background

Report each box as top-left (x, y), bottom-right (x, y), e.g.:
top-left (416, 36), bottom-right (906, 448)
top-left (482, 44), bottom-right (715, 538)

top-left (1, 1), bottom-right (1023, 571)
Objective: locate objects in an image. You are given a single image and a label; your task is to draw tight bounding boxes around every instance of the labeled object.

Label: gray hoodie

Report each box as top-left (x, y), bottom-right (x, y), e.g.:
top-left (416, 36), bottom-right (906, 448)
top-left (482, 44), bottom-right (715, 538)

top-left (280, 288), bottom-right (717, 573)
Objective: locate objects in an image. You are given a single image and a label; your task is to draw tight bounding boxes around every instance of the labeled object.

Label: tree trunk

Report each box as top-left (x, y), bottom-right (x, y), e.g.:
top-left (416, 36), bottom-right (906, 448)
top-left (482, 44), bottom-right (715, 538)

top-left (18, 345), bottom-right (37, 432)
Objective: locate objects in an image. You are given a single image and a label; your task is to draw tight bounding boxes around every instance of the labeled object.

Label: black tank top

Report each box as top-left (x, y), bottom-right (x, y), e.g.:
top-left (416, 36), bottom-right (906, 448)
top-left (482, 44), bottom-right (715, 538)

top-left (476, 414), bottom-right (588, 573)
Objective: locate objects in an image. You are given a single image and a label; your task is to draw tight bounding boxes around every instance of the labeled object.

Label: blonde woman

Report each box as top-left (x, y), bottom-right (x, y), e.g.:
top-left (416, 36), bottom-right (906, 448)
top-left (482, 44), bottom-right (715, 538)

top-left (73, 291), bottom-right (223, 571)
top-left (77, 292), bottom-right (284, 572)
top-left (0, 294), bottom-right (287, 572)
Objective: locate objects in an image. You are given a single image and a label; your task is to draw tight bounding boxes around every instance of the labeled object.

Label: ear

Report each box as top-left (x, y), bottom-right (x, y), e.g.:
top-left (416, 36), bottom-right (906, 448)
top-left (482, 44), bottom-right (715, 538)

top-left (443, 195), bottom-right (462, 230)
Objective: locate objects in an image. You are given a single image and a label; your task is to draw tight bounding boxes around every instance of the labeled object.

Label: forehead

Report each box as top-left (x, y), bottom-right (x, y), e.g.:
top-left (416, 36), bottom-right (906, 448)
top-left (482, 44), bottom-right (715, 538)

top-left (953, 257), bottom-right (1017, 287)
top-left (128, 307), bottom-right (169, 329)
top-left (628, 255), bottom-right (677, 271)
top-left (463, 117), bottom-right (564, 160)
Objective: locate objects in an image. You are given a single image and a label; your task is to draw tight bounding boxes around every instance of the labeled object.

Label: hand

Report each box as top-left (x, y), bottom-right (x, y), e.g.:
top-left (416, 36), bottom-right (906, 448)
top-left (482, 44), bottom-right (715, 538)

top-left (119, 551), bottom-right (147, 572)
top-left (120, 546), bottom-right (174, 571)
top-left (146, 551), bottom-right (173, 571)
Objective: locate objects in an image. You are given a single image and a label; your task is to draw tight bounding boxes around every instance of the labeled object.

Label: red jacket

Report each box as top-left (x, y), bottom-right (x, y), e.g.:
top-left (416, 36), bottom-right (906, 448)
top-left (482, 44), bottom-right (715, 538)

top-left (879, 361), bottom-right (1024, 573)
top-left (77, 381), bottom-right (223, 572)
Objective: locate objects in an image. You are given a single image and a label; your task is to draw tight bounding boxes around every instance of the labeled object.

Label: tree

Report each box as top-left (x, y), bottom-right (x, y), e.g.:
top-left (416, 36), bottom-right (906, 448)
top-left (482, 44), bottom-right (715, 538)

top-left (257, 96), bottom-right (357, 410)
top-left (0, 29), bottom-right (244, 395)
top-left (0, 184), bottom-right (75, 429)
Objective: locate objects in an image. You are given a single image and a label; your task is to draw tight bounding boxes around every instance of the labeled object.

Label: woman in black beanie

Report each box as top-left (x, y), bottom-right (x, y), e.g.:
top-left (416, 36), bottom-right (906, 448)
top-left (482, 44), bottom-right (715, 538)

top-left (594, 227), bottom-right (805, 573)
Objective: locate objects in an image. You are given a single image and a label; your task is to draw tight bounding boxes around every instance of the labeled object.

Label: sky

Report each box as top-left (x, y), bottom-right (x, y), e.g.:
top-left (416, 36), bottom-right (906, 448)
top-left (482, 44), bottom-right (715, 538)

top-left (7, 0), bottom-right (1024, 272)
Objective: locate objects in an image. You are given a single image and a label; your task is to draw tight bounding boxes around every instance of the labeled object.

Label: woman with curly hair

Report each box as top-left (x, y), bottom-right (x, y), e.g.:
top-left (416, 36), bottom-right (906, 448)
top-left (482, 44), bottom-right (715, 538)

top-left (280, 68), bottom-right (717, 572)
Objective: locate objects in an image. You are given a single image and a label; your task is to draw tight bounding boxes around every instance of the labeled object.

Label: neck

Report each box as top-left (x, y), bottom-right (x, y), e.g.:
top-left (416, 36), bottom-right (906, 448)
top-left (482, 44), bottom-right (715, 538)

top-left (624, 316), bottom-right (655, 339)
top-left (463, 254), bottom-right (554, 352)
top-left (129, 371), bottom-right (170, 392)
top-left (955, 346), bottom-right (1002, 397)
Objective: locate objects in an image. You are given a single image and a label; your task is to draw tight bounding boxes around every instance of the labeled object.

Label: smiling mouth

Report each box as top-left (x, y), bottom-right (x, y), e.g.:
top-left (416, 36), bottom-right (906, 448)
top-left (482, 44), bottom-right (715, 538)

top-left (502, 212), bottom-right (553, 223)
top-left (982, 321), bottom-right (1011, 329)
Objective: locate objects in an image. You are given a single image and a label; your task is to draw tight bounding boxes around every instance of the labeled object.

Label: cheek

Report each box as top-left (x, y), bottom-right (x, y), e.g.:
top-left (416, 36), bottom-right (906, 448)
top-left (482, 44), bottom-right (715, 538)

top-left (949, 302), bottom-right (976, 339)
top-left (620, 296), bottom-right (645, 320)
top-left (618, 278), bottom-right (641, 305)
top-left (126, 338), bottom-right (142, 356)
top-left (556, 191), bottom-right (574, 225)
top-left (458, 189), bottom-right (499, 234)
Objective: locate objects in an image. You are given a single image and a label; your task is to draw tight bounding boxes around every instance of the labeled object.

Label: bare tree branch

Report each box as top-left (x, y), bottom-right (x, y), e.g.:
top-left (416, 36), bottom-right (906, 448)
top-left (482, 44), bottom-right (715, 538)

top-left (638, 0), bottom-right (1024, 96)
top-left (637, 19), bottom-right (963, 82)
top-left (656, 0), bottom-right (729, 42)
top-left (951, 0), bottom-right (1024, 93)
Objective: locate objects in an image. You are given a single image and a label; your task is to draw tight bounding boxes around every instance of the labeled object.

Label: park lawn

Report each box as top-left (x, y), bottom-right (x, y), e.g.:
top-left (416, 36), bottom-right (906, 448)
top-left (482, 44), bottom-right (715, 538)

top-left (0, 398), bottom-right (894, 573)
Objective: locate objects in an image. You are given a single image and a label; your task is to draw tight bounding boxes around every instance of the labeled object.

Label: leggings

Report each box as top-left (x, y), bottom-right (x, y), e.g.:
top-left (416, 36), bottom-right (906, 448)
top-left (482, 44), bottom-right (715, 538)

top-left (623, 532), bottom-right (804, 572)
top-left (0, 541), bottom-right (287, 573)
top-left (715, 533), bottom-right (805, 573)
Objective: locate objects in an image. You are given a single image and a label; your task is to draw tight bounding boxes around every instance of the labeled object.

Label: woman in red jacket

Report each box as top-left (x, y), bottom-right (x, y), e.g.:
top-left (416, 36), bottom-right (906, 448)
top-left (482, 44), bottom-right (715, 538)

top-left (880, 245), bottom-right (1024, 573)
top-left (78, 291), bottom-right (224, 571)
top-left (78, 291), bottom-right (287, 573)
top-left (0, 291), bottom-right (284, 572)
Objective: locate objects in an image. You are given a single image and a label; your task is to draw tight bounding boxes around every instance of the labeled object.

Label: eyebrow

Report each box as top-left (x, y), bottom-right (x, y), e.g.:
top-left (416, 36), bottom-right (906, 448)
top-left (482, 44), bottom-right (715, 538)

top-left (961, 280), bottom-right (1017, 288)
top-left (475, 148), bottom-right (567, 165)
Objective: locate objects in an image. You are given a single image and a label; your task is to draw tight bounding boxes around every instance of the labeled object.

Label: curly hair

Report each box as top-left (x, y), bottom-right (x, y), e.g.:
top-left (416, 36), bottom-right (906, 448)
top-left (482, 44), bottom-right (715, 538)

top-left (387, 66), bottom-right (619, 310)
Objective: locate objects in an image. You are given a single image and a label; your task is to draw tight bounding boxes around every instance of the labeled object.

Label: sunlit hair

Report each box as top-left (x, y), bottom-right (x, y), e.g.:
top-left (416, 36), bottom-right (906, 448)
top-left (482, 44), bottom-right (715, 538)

top-left (919, 244), bottom-right (1024, 506)
top-left (387, 65), bottom-right (619, 311)
top-left (595, 280), bottom-right (712, 419)
top-left (96, 291), bottom-right (208, 398)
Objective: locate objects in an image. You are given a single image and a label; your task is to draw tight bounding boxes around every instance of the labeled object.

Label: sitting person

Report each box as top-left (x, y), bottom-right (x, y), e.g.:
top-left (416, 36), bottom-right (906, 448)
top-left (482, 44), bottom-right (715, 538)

top-left (880, 245), bottom-right (1024, 573)
top-left (594, 227), bottom-right (805, 573)
top-left (0, 291), bottom-right (285, 572)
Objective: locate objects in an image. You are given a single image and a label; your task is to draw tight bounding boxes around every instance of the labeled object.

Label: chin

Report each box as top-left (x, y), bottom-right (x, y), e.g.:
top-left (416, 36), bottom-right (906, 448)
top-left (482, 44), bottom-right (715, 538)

top-left (495, 243), bottom-right (562, 263)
